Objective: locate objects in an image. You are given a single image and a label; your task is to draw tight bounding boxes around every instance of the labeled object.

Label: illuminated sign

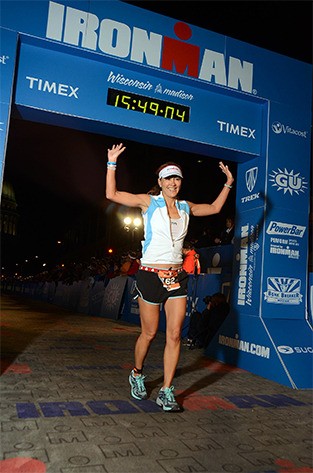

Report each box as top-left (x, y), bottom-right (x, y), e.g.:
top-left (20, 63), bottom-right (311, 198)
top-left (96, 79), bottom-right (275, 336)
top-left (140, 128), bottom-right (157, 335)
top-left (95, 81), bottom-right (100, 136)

top-left (107, 88), bottom-right (190, 122)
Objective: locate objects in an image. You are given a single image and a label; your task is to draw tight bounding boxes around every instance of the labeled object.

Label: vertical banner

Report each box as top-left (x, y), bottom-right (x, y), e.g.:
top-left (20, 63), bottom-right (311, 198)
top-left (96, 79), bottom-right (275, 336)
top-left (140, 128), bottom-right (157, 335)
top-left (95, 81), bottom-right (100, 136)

top-left (0, 28), bottom-right (18, 177)
top-left (261, 103), bottom-right (311, 319)
top-left (231, 205), bottom-right (264, 315)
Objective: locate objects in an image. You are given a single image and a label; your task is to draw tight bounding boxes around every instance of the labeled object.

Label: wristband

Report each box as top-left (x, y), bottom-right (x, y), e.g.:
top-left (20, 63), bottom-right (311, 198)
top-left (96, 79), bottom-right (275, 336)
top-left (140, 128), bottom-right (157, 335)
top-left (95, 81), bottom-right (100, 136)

top-left (107, 161), bottom-right (117, 166)
top-left (224, 184), bottom-right (233, 189)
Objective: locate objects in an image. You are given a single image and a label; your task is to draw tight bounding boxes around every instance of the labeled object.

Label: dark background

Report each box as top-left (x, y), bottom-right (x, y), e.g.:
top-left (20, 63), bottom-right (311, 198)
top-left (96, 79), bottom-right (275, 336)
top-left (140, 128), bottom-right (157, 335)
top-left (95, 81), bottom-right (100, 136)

top-left (2, 1), bottom-right (312, 272)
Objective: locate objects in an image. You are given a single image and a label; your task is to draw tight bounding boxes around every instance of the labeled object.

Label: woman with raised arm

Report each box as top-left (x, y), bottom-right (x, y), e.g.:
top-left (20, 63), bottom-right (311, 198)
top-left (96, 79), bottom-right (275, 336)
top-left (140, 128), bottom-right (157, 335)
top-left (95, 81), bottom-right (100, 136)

top-left (106, 143), bottom-right (234, 412)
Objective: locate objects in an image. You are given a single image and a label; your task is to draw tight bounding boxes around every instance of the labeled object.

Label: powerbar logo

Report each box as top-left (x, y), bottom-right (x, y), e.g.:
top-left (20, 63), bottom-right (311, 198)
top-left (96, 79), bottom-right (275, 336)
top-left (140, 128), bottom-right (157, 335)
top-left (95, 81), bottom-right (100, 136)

top-left (46, 1), bottom-right (254, 93)
top-left (272, 121), bottom-right (307, 139)
top-left (219, 334), bottom-right (270, 358)
top-left (266, 221), bottom-right (306, 238)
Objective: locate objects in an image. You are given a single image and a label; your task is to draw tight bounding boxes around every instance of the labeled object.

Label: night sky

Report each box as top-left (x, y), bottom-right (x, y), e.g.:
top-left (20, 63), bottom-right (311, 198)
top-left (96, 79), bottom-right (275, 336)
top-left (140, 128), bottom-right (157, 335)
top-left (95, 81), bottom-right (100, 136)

top-left (2, 1), bottom-right (312, 268)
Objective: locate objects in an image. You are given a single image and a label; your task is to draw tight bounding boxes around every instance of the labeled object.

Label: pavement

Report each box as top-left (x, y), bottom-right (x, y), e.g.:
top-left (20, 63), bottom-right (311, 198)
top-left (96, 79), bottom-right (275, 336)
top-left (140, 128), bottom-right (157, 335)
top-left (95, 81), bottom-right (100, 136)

top-left (1, 293), bottom-right (312, 473)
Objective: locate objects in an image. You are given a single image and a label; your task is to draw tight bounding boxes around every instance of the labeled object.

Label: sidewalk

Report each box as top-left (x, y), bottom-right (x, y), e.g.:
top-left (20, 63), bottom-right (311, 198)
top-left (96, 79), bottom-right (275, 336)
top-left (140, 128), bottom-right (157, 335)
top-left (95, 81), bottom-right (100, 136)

top-left (1, 294), bottom-right (312, 473)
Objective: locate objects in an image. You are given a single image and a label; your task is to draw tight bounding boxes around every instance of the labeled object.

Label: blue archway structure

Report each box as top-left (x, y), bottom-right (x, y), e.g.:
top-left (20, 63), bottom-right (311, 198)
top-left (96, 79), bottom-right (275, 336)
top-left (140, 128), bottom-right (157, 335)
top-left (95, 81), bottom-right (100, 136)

top-left (1, 1), bottom-right (312, 388)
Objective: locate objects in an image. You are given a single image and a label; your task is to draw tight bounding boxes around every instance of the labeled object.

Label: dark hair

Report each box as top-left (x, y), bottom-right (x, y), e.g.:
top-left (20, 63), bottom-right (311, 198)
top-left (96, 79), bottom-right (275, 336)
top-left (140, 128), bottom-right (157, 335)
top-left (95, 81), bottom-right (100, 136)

top-left (203, 295), bottom-right (212, 305)
top-left (147, 185), bottom-right (161, 196)
top-left (183, 240), bottom-right (194, 250)
top-left (203, 292), bottom-right (227, 307)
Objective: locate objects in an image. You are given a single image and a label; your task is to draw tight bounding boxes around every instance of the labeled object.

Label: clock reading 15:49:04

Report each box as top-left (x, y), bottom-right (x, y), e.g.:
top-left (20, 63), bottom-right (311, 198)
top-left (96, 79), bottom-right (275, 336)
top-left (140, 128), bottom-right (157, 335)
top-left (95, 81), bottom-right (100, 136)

top-left (107, 88), bottom-right (190, 123)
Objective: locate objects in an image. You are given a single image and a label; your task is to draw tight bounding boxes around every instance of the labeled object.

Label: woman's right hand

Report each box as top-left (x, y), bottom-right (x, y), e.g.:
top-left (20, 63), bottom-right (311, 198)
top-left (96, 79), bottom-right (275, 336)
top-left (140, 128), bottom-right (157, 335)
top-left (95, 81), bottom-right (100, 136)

top-left (107, 143), bottom-right (126, 163)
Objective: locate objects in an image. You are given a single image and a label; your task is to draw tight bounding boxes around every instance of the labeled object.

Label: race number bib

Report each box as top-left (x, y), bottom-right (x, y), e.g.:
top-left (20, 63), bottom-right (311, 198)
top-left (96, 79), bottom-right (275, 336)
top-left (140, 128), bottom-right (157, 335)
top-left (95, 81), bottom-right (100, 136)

top-left (158, 269), bottom-right (181, 291)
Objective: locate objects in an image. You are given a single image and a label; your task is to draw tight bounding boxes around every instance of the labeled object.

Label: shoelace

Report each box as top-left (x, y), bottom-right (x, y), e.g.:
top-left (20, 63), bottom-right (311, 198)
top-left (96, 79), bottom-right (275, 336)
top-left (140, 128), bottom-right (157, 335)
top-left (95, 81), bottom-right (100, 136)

top-left (136, 375), bottom-right (146, 392)
top-left (163, 386), bottom-right (175, 401)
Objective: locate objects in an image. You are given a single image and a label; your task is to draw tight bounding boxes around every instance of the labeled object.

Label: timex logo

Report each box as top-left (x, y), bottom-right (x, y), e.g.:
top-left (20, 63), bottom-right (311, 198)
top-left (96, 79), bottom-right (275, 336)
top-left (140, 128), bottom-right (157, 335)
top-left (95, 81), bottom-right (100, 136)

top-left (217, 120), bottom-right (256, 139)
top-left (26, 76), bottom-right (79, 98)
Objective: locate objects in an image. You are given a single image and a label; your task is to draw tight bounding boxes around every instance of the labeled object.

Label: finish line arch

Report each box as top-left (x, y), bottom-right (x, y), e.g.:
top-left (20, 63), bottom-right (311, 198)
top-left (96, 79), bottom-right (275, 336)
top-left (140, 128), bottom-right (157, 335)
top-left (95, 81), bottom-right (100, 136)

top-left (1, 1), bottom-right (312, 388)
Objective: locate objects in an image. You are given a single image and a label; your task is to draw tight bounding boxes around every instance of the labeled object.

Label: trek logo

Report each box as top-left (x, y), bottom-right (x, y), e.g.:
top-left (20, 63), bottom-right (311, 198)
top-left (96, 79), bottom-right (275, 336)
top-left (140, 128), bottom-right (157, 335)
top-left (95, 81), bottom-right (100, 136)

top-left (272, 121), bottom-right (307, 139)
top-left (240, 167), bottom-right (260, 204)
top-left (245, 167), bottom-right (258, 192)
top-left (217, 121), bottom-right (256, 139)
top-left (269, 168), bottom-right (308, 196)
top-left (45, 1), bottom-right (254, 93)
top-left (26, 76), bottom-right (79, 98)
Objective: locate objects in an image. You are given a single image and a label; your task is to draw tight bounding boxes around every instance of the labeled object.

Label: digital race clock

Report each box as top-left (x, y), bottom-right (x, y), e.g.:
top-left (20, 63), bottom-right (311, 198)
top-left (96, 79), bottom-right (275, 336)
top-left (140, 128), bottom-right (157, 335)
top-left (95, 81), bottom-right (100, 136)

top-left (107, 88), bottom-right (190, 123)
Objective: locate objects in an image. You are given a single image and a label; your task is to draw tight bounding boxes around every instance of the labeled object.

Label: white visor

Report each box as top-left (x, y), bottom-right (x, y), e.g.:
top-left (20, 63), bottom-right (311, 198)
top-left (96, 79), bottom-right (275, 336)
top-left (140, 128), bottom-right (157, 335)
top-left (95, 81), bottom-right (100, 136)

top-left (159, 165), bottom-right (183, 179)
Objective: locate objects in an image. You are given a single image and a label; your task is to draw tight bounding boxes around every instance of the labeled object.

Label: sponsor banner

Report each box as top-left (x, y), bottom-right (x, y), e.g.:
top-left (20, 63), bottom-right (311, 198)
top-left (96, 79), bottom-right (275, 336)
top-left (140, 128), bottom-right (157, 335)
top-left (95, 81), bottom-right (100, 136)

top-left (54, 281), bottom-right (81, 310)
top-left (231, 207), bottom-right (264, 314)
top-left (0, 28), bottom-right (18, 169)
top-left (266, 104), bottom-right (311, 211)
top-left (120, 277), bottom-right (141, 325)
top-left (0, 27), bottom-right (18, 104)
top-left (205, 314), bottom-right (313, 388)
top-left (76, 278), bottom-right (93, 314)
top-left (88, 280), bottom-right (106, 316)
top-left (15, 41), bottom-right (263, 155)
top-left (262, 208), bottom-right (308, 319)
top-left (100, 275), bottom-right (127, 319)
top-left (236, 157), bottom-right (266, 211)
top-left (267, 161), bottom-right (309, 220)
top-left (1, 1), bottom-right (311, 105)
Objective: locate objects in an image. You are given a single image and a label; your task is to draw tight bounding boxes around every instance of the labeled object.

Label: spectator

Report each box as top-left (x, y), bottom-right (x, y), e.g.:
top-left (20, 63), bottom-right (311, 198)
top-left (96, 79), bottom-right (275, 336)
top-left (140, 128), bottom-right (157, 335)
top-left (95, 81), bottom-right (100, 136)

top-left (214, 216), bottom-right (235, 245)
top-left (194, 227), bottom-right (215, 248)
top-left (182, 241), bottom-right (201, 275)
top-left (186, 293), bottom-right (230, 349)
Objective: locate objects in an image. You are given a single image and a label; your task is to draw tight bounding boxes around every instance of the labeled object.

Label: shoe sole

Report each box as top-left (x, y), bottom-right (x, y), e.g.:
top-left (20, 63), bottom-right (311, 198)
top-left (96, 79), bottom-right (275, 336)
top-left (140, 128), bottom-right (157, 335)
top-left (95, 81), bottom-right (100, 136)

top-left (156, 398), bottom-right (182, 412)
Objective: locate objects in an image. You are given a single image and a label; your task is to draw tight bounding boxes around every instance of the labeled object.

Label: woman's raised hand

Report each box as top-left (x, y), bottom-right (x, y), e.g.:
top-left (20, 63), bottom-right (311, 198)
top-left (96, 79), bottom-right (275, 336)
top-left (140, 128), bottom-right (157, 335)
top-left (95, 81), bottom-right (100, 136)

top-left (107, 143), bottom-right (126, 163)
top-left (219, 161), bottom-right (234, 185)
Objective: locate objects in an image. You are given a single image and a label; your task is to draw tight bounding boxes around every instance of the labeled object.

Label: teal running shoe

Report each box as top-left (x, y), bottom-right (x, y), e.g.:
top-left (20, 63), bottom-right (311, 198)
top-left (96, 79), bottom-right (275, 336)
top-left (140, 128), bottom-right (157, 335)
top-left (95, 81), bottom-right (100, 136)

top-left (129, 370), bottom-right (147, 400)
top-left (156, 386), bottom-right (182, 412)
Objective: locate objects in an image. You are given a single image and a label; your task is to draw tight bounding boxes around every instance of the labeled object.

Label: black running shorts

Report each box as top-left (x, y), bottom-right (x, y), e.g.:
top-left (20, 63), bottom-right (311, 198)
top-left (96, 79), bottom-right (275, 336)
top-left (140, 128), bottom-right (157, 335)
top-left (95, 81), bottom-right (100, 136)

top-left (134, 268), bottom-right (189, 305)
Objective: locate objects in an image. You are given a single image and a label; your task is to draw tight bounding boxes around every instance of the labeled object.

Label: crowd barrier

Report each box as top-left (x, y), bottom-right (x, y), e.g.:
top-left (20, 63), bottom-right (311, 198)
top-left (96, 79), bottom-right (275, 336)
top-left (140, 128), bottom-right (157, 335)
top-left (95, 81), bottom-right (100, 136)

top-left (1, 246), bottom-right (234, 332)
top-left (1, 271), bottom-right (231, 336)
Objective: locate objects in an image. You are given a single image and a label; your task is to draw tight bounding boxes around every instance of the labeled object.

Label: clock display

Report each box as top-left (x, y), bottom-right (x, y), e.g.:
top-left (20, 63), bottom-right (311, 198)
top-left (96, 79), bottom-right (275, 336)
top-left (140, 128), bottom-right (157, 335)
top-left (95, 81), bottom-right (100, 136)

top-left (107, 88), bottom-right (190, 123)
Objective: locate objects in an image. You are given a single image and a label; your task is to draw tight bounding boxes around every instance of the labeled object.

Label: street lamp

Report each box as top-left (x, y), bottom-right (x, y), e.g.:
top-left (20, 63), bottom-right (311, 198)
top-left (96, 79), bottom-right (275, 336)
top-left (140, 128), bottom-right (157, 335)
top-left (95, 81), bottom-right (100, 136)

top-left (123, 215), bottom-right (142, 247)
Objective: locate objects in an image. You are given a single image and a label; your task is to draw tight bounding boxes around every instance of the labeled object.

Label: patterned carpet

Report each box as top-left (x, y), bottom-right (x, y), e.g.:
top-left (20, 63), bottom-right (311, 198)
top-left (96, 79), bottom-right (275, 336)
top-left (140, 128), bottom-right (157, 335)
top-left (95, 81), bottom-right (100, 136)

top-left (1, 294), bottom-right (312, 473)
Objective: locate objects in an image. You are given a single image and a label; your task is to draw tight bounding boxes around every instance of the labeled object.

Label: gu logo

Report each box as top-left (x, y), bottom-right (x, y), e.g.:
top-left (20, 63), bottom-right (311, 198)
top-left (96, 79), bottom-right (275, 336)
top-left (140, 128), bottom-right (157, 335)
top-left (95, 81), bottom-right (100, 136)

top-left (269, 168), bottom-right (308, 196)
top-left (245, 167), bottom-right (258, 192)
